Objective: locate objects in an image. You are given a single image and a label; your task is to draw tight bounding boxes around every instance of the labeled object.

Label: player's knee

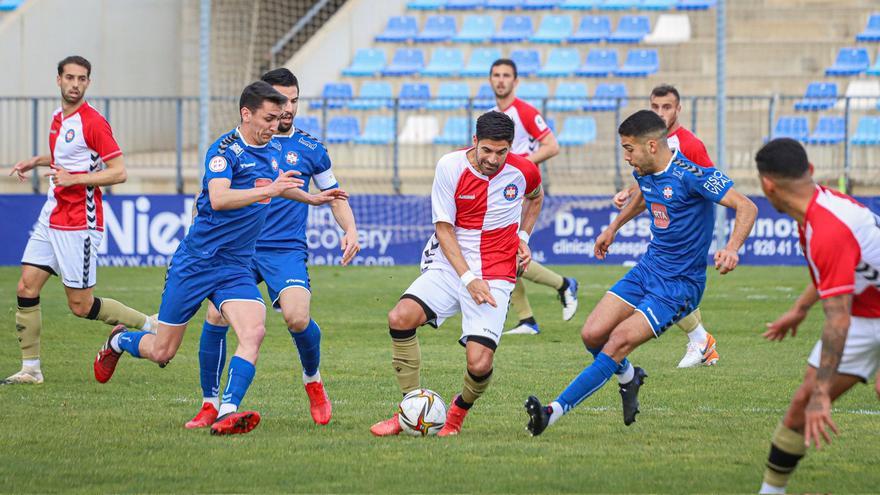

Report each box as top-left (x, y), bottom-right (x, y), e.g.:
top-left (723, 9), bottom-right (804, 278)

top-left (152, 346), bottom-right (177, 364)
top-left (16, 278), bottom-right (40, 298)
top-left (68, 298), bottom-right (93, 318)
top-left (580, 325), bottom-right (604, 349)
top-left (388, 306), bottom-right (418, 330)
top-left (284, 311), bottom-right (310, 332)
top-left (239, 324), bottom-right (267, 348)
top-left (466, 354), bottom-right (494, 376)
top-left (205, 306), bottom-right (226, 326)
top-left (603, 333), bottom-right (634, 362)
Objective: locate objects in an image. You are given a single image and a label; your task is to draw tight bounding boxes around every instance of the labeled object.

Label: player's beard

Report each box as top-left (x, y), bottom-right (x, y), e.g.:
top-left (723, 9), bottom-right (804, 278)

top-left (493, 86), bottom-right (512, 100)
top-left (62, 90), bottom-right (83, 105)
top-left (278, 120), bottom-right (293, 134)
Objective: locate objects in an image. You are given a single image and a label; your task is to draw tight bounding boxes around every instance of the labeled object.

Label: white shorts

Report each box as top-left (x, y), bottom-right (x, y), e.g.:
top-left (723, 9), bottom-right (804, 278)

top-left (807, 316), bottom-right (880, 381)
top-left (21, 221), bottom-right (103, 289)
top-left (402, 268), bottom-right (514, 349)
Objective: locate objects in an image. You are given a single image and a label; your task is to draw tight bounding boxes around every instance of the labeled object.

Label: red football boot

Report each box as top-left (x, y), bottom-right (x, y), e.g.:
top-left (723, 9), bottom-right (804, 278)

top-left (185, 402), bottom-right (219, 429)
top-left (304, 381), bottom-right (332, 425)
top-left (210, 411), bottom-right (261, 436)
top-left (94, 325), bottom-right (126, 383)
top-left (437, 396), bottom-right (469, 437)
top-left (369, 413), bottom-right (403, 437)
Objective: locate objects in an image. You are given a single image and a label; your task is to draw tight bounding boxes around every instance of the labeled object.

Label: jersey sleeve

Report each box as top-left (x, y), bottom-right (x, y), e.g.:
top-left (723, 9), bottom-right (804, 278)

top-left (515, 101), bottom-right (552, 141)
top-left (683, 137), bottom-right (714, 168)
top-left (687, 167), bottom-right (734, 204)
top-left (312, 149), bottom-right (339, 190)
top-left (83, 115), bottom-right (122, 162)
top-left (510, 154), bottom-right (542, 195)
top-left (204, 147), bottom-right (235, 182)
top-left (431, 158), bottom-right (458, 225)
top-left (806, 220), bottom-right (861, 298)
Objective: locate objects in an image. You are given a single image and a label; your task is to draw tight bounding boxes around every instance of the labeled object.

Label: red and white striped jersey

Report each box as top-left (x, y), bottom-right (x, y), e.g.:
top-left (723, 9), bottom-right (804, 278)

top-left (38, 101), bottom-right (121, 231)
top-left (421, 149), bottom-right (542, 282)
top-left (799, 185), bottom-right (880, 318)
top-left (492, 98), bottom-right (551, 157)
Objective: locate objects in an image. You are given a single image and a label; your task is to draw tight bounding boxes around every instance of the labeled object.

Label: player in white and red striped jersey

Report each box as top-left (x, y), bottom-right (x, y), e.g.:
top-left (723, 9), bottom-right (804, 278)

top-left (756, 139), bottom-right (880, 494)
top-left (370, 111), bottom-right (544, 437)
top-left (3, 56), bottom-right (154, 386)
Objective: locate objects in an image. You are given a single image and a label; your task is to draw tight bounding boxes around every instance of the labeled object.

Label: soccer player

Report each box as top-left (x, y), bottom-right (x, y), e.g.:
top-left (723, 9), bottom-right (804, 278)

top-left (755, 139), bottom-right (880, 494)
top-left (185, 68), bottom-right (359, 429)
top-left (91, 81), bottom-right (345, 435)
top-left (3, 55), bottom-right (155, 385)
top-left (524, 110), bottom-right (757, 435)
top-left (486, 58), bottom-right (578, 336)
top-left (613, 84), bottom-right (719, 368)
top-left (370, 111), bottom-right (544, 437)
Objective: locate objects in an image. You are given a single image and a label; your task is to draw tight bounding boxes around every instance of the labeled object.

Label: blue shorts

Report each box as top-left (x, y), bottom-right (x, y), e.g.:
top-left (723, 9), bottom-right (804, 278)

top-left (608, 262), bottom-right (705, 337)
top-left (252, 248), bottom-right (311, 309)
top-left (158, 249), bottom-right (264, 326)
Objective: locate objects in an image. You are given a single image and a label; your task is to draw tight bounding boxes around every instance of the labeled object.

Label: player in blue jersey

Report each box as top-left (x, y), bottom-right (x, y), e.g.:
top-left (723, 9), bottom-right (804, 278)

top-left (91, 81), bottom-right (346, 436)
top-left (184, 68), bottom-right (359, 429)
top-left (524, 110), bottom-right (757, 435)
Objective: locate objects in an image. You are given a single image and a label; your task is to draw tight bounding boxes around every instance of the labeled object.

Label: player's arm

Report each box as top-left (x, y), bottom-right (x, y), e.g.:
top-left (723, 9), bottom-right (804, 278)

top-left (595, 188), bottom-right (646, 259)
top-left (48, 155), bottom-right (129, 188)
top-left (764, 283), bottom-right (820, 341)
top-left (527, 132), bottom-right (560, 165)
top-left (330, 196), bottom-right (360, 266)
top-left (714, 188), bottom-right (758, 274)
top-left (9, 155), bottom-right (52, 181)
top-left (280, 187), bottom-right (348, 205)
top-left (435, 221), bottom-right (496, 307)
top-left (208, 171), bottom-right (303, 211)
top-left (517, 184), bottom-right (544, 272)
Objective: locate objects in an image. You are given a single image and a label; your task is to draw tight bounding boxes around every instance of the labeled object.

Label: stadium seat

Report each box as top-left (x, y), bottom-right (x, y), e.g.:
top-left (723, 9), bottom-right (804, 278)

top-left (643, 14), bottom-right (691, 43)
top-left (545, 117), bottom-right (557, 133)
top-left (462, 47), bottom-right (503, 77)
top-left (473, 83), bottom-right (496, 110)
top-left (518, 82), bottom-right (550, 108)
top-left (492, 15), bottom-right (534, 42)
top-left (294, 116), bottom-right (321, 139)
top-left (769, 116), bottom-right (809, 141)
top-left (486, 0), bottom-right (523, 8)
top-left (676, 0), bottom-right (715, 10)
top-left (0, 0), bottom-right (25, 11)
top-left (523, 0), bottom-right (561, 9)
top-left (355, 116), bottom-right (395, 145)
top-left (586, 83), bottom-right (628, 111)
top-left (511, 49), bottom-right (542, 76)
top-left (642, 0), bottom-right (675, 10)
top-left (856, 13), bottom-right (880, 42)
top-left (326, 116), bottom-right (360, 144)
top-left (310, 83), bottom-right (352, 110)
top-left (568, 15), bottom-right (612, 43)
top-left (607, 15), bottom-right (650, 43)
top-left (530, 15), bottom-right (574, 43)
top-left (825, 47), bottom-right (870, 76)
top-left (557, 117), bottom-right (598, 145)
top-left (342, 49), bottom-right (386, 77)
top-left (376, 16), bottom-right (418, 42)
top-left (407, 0), bottom-right (445, 9)
top-left (434, 117), bottom-right (472, 145)
top-left (421, 47), bottom-right (464, 77)
top-left (399, 83), bottom-right (432, 110)
top-left (548, 82), bottom-right (590, 111)
top-left (867, 52), bottom-right (880, 76)
top-left (600, 0), bottom-right (643, 10)
top-left (575, 49), bottom-right (618, 77)
top-left (839, 80), bottom-right (880, 110)
top-left (349, 81), bottom-right (394, 110)
top-left (851, 116), bottom-right (880, 145)
top-left (415, 15), bottom-right (457, 43)
top-left (793, 82), bottom-right (838, 111)
top-left (559, 0), bottom-right (603, 8)
top-left (453, 15), bottom-right (495, 42)
top-left (399, 116), bottom-right (440, 145)
top-left (427, 82), bottom-right (470, 110)
top-left (614, 49), bottom-right (659, 77)
top-left (805, 116), bottom-right (845, 145)
top-left (538, 48), bottom-right (581, 77)
top-left (382, 48), bottom-right (425, 76)
top-left (446, 0), bottom-right (486, 9)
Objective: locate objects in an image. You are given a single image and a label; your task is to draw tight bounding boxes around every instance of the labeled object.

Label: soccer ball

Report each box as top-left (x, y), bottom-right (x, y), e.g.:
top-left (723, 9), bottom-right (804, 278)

top-left (398, 388), bottom-right (447, 437)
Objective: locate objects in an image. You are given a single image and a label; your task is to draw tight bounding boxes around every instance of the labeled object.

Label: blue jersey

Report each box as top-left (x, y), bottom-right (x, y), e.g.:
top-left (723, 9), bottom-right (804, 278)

top-left (635, 151), bottom-right (734, 279)
top-left (181, 128), bottom-right (282, 259)
top-left (256, 128), bottom-right (338, 251)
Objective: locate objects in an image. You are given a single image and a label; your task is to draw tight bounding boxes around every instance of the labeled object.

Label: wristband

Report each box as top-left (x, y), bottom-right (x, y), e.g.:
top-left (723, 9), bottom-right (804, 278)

top-left (460, 270), bottom-right (477, 286)
top-left (518, 230), bottom-right (530, 244)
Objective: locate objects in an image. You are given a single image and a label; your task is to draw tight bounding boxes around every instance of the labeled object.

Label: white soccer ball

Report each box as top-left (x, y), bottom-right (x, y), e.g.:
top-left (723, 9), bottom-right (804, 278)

top-left (398, 388), bottom-right (447, 437)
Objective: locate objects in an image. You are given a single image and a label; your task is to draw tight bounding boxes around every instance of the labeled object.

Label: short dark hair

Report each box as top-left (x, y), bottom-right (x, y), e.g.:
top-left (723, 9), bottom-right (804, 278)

top-left (490, 58), bottom-right (518, 79)
top-left (261, 68), bottom-right (299, 89)
top-left (57, 55), bottom-right (91, 78)
top-left (755, 138), bottom-right (810, 179)
top-left (618, 110), bottom-right (667, 139)
top-left (239, 80), bottom-right (288, 114)
top-left (651, 84), bottom-right (680, 103)
top-left (475, 111), bottom-right (515, 143)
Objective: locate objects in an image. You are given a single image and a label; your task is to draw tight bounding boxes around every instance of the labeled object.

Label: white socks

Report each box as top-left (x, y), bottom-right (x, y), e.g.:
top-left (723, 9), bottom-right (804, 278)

top-left (110, 334), bottom-right (123, 353)
top-left (218, 403), bottom-right (238, 417)
top-left (303, 370), bottom-right (322, 384)
top-left (23, 359), bottom-right (41, 370)
top-left (687, 324), bottom-right (708, 344)
top-left (616, 362), bottom-right (635, 384)
top-left (548, 401), bottom-right (564, 426)
top-left (759, 481), bottom-right (786, 494)
top-left (203, 397), bottom-right (220, 409)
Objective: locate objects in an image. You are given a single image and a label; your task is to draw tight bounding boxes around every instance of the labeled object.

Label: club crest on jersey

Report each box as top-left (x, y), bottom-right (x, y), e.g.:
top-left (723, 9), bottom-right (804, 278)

top-left (286, 151), bottom-right (298, 165)
top-left (271, 158), bottom-right (279, 171)
top-left (503, 183), bottom-right (519, 201)
top-left (230, 143), bottom-right (244, 156)
top-left (208, 156), bottom-right (227, 173)
top-left (663, 186), bottom-right (673, 200)
top-left (64, 129), bottom-right (75, 143)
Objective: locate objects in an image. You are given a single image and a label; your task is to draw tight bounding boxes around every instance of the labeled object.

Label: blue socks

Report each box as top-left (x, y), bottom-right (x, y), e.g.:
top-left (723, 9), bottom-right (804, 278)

top-left (290, 319), bottom-right (321, 378)
top-left (116, 331), bottom-right (148, 358)
top-left (221, 356), bottom-right (256, 411)
top-left (556, 352), bottom-right (620, 412)
top-left (198, 322), bottom-right (229, 398)
top-left (587, 346), bottom-right (631, 377)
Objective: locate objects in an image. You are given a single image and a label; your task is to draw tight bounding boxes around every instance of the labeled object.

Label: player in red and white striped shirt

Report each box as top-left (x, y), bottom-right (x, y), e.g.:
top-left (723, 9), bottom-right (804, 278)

top-left (370, 111), bottom-right (544, 437)
top-left (756, 139), bottom-right (880, 494)
top-left (3, 56), bottom-right (154, 385)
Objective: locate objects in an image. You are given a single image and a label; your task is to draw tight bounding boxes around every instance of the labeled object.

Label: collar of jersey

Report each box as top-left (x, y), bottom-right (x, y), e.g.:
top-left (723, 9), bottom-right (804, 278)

top-left (60, 101), bottom-right (89, 121)
top-left (652, 149), bottom-right (678, 176)
top-left (235, 127), bottom-right (269, 148)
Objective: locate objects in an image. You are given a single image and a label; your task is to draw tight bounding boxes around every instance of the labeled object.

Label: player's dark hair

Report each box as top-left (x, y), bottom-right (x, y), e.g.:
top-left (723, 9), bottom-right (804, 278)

top-left (475, 111), bottom-right (515, 143)
top-left (618, 110), bottom-right (667, 139)
top-left (261, 68), bottom-right (299, 89)
top-left (57, 55), bottom-right (91, 78)
top-left (490, 58), bottom-right (518, 79)
top-left (239, 80), bottom-right (288, 114)
top-left (651, 84), bottom-right (680, 103)
top-left (755, 138), bottom-right (810, 179)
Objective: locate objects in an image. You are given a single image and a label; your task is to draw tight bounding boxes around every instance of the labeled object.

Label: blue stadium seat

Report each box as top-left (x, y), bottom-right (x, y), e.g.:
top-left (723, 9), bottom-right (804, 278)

top-left (793, 82), bottom-right (838, 111)
top-left (557, 117), bottom-right (597, 145)
top-left (462, 47), bottom-right (503, 77)
top-left (415, 15), bottom-right (457, 43)
top-left (382, 48), bottom-right (425, 76)
top-left (407, 0), bottom-right (445, 9)
top-left (342, 49), bottom-right (386, 77)
top-left (376, 16), bottom-right (418, 42)
top-left (851, 116), bottom-right (880, 145)
top-left (518, 82), bottom-right (550, 108)
top-left (294, 116), bottom-right (321, 139)
top-left (676, 0), bottom-right (715, 10)
top-left (486, 0), bottom-right (523, 8)
top-left (523, 0), bottom-right (561, 9)
top-left (607, 15), bottom-right (650, 43)
top-left (548, 82), bottom-right (590, 111)
top-left (560, 0), bottom-right (603, 8)
top-left (805, 116), bottom-right (846, 145)
top-left (511, 49), bottom-right (542, 76)
top-left (427, 82), bottom-right (470, 110)
top-left (586, 83), bottom-right (627, 111)
top-left (326, 116), bottom-right (360, 144)
top-left (349, 82), bottom-right (394, 110)
top-left (454, 15), bottom-right (495, 42)
top-left (769, 116), bottom-right (809, 141)
top-left (825, 47), bottom-right (870, 76)
top-left (530, 15), bottom-right (574, 43)
top-left (575, 49), bottom-right (618, 77)
top-left (473, 83), bottom-right (496, 110)
top-left (492, 15), bottom-right (534, 42)
top-left (545, 117), bottom-right (557, 133)
top-left (538, 48), bottom-right (581, 77)
top-left (600, 0), bottom-right (643, 10)
top-left (614, 49), bottom-right (659, 77)
top-left (435, 117), bottom-right (472, 145)
top-left (355, 116), bottom-right (395, 145)
top-left (310, 83), bottom-right (352, 110)
top-left (568, 16), bottom-right (612, 43)
top-left (422, 47), bottom-right (465, 77)
top-left (856, 14), bottom-right (880, 42)
top-left (446, 0), bottom-right (486, 9)
top-left (642, 0), bottom-right (675, 9)
top-left (399, 83), bottom-right (432, 109)
top-left (0, 0), bottom-right (25, 11)
top-left (867, 54), bottom-right (880, 76)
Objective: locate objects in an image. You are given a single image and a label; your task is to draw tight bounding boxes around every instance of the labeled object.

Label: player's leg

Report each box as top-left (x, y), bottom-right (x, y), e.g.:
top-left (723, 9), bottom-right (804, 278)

top-left (505, 279), bottom-right (540, 335)
top-left (3, 264), bottom-right (52, 385)
top-left (64, 286), bottom-right (153, 331)
top-left (186, 302), bottom-right (228, 429)
top-left (676, 307), bottom-right (719, 368)
top-left (520, 260), bottom-right (579, 321)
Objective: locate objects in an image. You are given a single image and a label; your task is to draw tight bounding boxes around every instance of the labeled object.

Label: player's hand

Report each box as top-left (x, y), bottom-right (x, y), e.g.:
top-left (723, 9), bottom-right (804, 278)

top-left (466, 279), bottom-right (497, 307)
top-left (267, 170), bottom-right (304, 197)
top-left (308, 188), bottom-right (349, 205)
top-left (44, 164), bottom-right (78, 187)
top-left (804, 389), bottom-right (838, 450)
top-left (763, 307), bottom-right (807, 341)
top-left (340, 229), bottom-right (360, 266)
top-left (594, 228), bottom-right (616, 260)
top-left (516, 240), bottom-right (531, 275)
top-left (10, 157), bottom-right (39, 181)
top-left (612, 188), bottom-right (630, 209)
top-left (714, 247), bottom-right (739, 274)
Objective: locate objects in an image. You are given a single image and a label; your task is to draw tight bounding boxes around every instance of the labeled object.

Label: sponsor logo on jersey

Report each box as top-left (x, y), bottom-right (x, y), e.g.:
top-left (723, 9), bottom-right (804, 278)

top-left (286, 151), bottom-right (298, 165)
top-left (230, 143), bottom-right (244, 156)
top-left (299, 137), bottom-right (317, 150)
top-left (641, 186), bottom-right (652, 192)
top-left (208, 156), bottom-right (227, 173)
top-left (703, 170), bottom-right (732, 195)
top-left (663, 186), bottom-right (673, 200)
top-left (672, 167), bottom-right (684, 179)
top-left (651, 203), bottom-right (670, 229)
top-left (64, 129), bottom-right (75, 143)
top-left (240, 162), bottom-right (256, 169)
top-left (504, 184), bottom-right (519, 201)
top-left (458, 194), bottom-right (475, 200)
top-left (271, 158), bottom-right (279, 171)
top-left (254, 178), bottom-right (272, 204)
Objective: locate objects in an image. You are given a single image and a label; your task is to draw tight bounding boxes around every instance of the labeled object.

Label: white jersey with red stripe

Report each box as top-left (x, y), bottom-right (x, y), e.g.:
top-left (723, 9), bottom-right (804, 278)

top-left (421, 149), bottom-right (541, 282)
top-left (38, 101), bottom-right (122, 232)
top-left (492, 98), bottom-right (551, 157)
top-left (799, 185), bottom-right (880, 318)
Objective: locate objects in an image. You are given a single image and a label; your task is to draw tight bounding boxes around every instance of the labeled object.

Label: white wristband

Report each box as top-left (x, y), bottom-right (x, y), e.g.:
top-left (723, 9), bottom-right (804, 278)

top-left (518, 230), bottom-right (530, 244)
top-left (460, 270), bottom-right (477, 286)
